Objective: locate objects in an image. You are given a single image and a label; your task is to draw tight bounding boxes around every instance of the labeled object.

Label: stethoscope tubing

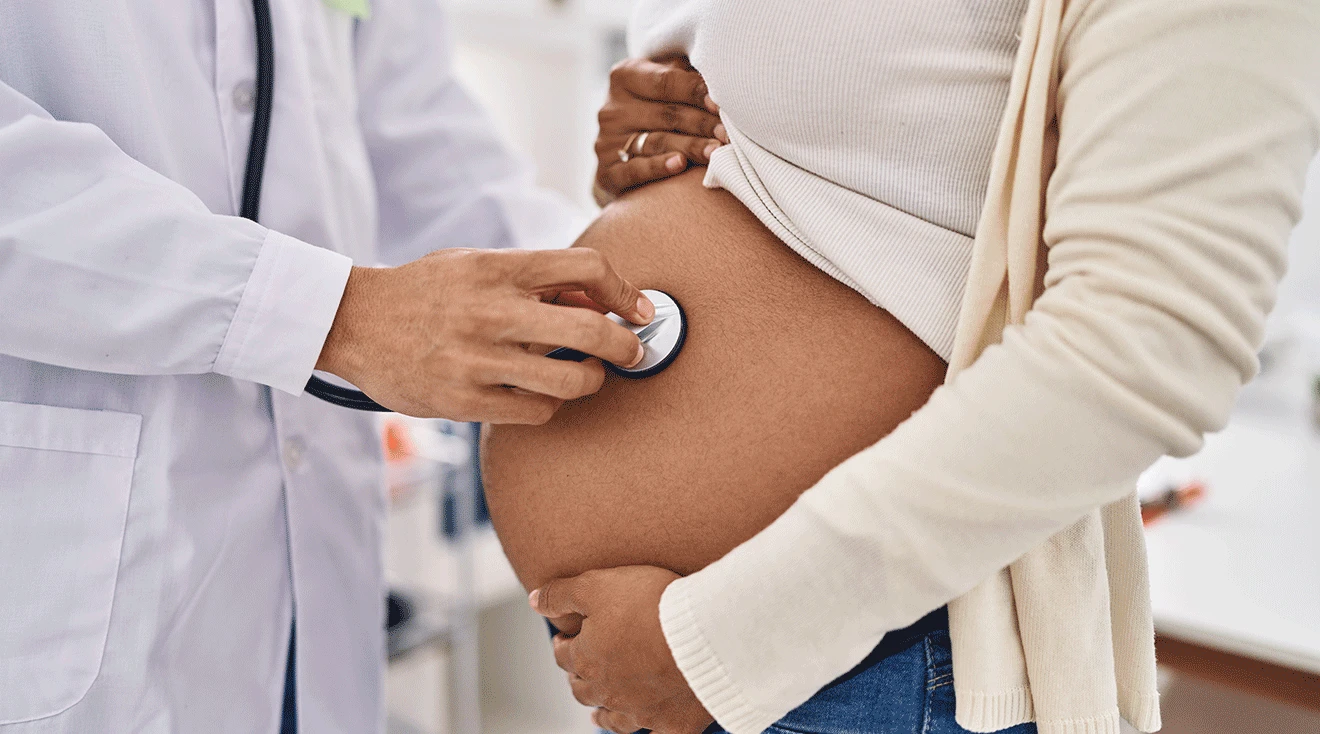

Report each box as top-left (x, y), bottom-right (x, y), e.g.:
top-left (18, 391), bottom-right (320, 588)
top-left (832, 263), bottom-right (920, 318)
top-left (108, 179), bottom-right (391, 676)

top-left (241, 0), bottom-right (391, 411)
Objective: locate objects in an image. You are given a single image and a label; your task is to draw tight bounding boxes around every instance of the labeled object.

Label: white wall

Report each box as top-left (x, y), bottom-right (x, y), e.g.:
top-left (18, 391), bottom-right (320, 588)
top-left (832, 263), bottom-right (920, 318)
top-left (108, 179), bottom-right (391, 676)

top-left (1276, 155), bottom-right (1320, 323)
top-left (445, 0), bottom-right (633, 209)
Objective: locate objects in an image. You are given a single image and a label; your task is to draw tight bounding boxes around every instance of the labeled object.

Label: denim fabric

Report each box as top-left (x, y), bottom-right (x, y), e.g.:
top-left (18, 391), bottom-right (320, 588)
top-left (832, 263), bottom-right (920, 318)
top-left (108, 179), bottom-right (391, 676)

top-left (604, 626), bottom-right (1038, 734)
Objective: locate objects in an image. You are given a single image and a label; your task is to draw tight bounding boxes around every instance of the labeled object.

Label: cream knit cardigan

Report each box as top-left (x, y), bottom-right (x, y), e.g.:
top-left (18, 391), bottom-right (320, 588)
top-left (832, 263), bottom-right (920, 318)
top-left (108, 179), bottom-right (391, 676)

top-left (653, 1), bottom-right (1320, 733)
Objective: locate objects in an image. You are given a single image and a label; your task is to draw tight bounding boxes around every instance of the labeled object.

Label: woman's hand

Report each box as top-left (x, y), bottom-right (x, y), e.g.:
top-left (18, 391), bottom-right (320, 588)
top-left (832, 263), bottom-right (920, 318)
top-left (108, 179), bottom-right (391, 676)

top-left (530, 566), bottom-right (715, 734)
top-left (594, 57), bottom-right (729, 204)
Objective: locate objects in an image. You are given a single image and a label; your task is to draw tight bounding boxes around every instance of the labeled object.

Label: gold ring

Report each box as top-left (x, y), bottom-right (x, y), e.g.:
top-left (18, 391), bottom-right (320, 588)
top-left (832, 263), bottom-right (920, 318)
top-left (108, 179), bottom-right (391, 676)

top-left (619, 132), bottom-right (641, 163)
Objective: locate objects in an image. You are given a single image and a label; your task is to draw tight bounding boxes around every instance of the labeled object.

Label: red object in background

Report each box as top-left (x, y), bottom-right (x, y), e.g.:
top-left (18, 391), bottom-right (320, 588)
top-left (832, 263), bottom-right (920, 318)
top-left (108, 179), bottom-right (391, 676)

top-left (383, 418), bottom-right (416, 463)
top-left (1140, 479), bottom-right (1207, 525)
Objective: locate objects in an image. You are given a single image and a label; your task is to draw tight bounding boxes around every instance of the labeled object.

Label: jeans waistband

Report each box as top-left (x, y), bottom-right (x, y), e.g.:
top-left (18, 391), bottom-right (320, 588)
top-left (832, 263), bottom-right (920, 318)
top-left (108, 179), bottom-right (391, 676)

top-left (822, 605), bottom-right (949, 691)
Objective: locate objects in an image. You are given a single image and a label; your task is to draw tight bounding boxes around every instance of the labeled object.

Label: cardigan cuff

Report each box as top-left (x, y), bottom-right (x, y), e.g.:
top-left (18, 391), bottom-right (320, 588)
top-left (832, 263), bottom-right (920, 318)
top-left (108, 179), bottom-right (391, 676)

top-left (1122, 690), bottom-right (1162, 733)
top-left (955, 685), bottom-right (1035, 732)
top-left (1037, 712), bottom-right (1123, 734)
top-left (658, 580), bottom-right (782, 734)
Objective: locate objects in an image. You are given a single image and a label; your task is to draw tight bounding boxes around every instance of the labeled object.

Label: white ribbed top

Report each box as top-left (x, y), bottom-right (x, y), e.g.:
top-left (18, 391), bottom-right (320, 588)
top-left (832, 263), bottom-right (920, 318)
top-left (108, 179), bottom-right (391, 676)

top-left (630, 0), bottom-right (1029, 360)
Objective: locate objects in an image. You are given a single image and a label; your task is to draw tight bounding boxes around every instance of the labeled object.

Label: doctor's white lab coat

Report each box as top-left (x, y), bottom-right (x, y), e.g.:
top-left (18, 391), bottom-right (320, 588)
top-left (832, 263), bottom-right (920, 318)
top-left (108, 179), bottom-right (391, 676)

top-left (0, 1), bottom-right (587, 732)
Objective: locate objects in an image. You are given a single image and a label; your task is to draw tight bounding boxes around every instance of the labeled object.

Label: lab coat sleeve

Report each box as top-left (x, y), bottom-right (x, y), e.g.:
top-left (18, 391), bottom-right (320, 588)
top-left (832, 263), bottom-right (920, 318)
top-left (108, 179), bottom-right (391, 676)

top-left (353, 0), bottom-right (591, 266)
top-left (653, 1), bottom-right (1320, 732)
top-left (0, 80), bottom-right (351, 395)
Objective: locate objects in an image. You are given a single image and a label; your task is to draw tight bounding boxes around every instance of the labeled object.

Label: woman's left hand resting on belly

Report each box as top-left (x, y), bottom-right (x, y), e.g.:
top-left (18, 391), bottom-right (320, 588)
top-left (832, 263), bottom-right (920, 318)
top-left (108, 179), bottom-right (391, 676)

top-left (594, 57), bottom-right (728, 203)
top-left (531, 568), bottom-right (712, 734)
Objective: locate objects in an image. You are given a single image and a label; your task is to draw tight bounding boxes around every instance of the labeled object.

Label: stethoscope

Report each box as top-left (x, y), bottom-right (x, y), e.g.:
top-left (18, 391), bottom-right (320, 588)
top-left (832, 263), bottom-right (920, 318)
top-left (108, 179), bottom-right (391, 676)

top-left (240, 0), bottom-right (686, 412)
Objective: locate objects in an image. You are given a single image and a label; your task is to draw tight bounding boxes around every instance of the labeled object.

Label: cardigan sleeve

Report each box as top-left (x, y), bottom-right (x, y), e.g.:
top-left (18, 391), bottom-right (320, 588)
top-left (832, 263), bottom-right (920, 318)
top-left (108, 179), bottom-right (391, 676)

top-left (656, 1), bottom-right (1320, 732)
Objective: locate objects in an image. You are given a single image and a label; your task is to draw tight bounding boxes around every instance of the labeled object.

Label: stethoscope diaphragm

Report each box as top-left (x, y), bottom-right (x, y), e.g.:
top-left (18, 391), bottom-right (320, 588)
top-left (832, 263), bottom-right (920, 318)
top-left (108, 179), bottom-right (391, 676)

top-left (545, 289), bottom-right (687, 379)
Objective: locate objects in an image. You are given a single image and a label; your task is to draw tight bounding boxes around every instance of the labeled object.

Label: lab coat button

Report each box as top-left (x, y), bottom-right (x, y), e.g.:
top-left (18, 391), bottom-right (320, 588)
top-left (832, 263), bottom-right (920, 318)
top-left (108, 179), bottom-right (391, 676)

top-left (283, 438), bottom-right (305, 470)
top-left (232, 81), bottom-right (256, 113)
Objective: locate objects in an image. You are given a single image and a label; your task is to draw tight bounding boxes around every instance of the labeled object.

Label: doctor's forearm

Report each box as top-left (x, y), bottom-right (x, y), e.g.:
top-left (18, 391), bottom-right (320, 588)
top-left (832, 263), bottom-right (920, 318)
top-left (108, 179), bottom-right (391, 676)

top-left (0, 81), bottom-right (354, 389)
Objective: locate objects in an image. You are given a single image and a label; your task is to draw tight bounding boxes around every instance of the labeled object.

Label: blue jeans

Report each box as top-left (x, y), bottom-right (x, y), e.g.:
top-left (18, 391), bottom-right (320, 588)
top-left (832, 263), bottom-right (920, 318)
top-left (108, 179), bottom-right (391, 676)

top-left (603, 609), bottom-right (1038, 734)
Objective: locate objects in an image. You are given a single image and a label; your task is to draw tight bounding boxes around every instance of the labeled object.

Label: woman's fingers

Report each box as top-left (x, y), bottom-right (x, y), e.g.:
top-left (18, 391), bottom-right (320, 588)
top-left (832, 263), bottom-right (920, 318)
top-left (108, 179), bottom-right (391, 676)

top-left (551, 632), bottom-right (577, 675)
top-left (598, 97), bottom-right (721, 142)
top-left (505, 301), bottom-right (643, 370)
top-left (547, 612), bottom-right (585, 637)
top-left (595, 129), bottom-right (723, 194)
top-left (594, 55), bottom-right (722, 197)
top-left (568, 672), bottom-right (604, 709)
top-left (636, 130), bottom-right (723, 163)
top-left (642, 99), bottom-right (722, 140)
top-left (599, 153), bottom-right (689, 194)
top-left (593, 708), bottom-right (645, 734)
top-left (611, 57), bottom-right (709, 110)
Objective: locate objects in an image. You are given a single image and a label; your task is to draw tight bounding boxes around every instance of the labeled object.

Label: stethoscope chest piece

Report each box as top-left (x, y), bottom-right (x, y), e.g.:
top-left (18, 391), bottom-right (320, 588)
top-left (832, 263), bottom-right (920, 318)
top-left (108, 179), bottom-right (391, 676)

top-left (607, 289), bottom-right (686, 379)
top-left (545, 289), bottom-right (687, 379)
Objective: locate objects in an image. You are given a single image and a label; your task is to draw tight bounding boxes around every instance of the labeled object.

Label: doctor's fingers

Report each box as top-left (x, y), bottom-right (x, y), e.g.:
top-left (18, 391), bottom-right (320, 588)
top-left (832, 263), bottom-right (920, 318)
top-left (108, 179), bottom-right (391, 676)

top-left (507, 303), bottom-right (643, 369)
top-left (598, 153), bottom-right (690, 195)
top-left (514, 249), bottom-right (653, 326)
top-left (547, 290), bottom-right (610, 314)
top-left (455, 386), bottom-right (563, 426)
top-left (496, 351), bottom-right (606, 401)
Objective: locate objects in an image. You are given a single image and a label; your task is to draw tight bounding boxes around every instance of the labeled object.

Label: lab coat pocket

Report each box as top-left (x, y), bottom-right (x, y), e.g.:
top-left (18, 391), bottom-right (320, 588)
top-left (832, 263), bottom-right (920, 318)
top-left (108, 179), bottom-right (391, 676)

top-left (0, 401), bottom-right (141, 724)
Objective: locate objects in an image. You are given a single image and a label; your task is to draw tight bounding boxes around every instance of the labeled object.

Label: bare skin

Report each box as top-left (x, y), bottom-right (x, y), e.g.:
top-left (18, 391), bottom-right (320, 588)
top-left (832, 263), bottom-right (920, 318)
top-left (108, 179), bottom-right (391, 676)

top-left (481, 168), bottom-right (948, 592)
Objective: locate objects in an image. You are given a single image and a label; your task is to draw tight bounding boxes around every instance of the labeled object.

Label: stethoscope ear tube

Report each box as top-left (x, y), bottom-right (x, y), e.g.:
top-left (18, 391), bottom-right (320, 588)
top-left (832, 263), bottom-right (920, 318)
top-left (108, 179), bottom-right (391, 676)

top-left (242, 0), bottom-right (390, 411)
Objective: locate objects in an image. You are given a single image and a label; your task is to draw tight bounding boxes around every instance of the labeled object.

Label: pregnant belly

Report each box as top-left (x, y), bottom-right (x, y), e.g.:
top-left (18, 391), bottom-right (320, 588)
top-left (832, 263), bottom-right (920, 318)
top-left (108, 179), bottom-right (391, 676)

top-left (481, 169), bottom-right (946, 591)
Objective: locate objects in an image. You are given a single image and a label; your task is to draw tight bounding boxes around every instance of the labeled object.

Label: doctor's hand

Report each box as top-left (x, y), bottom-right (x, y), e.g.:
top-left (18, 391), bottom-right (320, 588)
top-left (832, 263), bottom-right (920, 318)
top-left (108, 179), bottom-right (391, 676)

top-left (595, 57), bottom-right (728, 204)
top-left (315, 248), bottom-right (653, 422)
top-left (530, 567), bottom-right (715, 734)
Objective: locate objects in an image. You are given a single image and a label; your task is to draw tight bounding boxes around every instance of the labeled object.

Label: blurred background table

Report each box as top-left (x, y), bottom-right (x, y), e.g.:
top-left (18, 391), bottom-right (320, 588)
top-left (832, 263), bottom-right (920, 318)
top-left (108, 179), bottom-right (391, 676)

top-left (1140, 335), bottom-right (1320, 714)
